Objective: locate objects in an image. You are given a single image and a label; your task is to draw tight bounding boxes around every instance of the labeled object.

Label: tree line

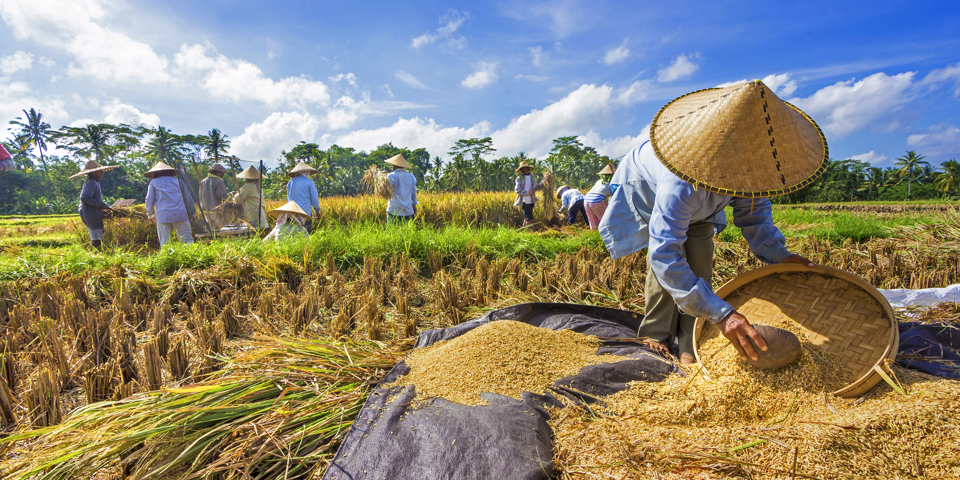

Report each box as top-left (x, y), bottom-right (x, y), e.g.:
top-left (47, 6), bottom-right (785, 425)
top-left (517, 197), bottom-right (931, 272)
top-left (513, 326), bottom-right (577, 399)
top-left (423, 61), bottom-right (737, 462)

top-left (2, 107), bottom-right (958, 215)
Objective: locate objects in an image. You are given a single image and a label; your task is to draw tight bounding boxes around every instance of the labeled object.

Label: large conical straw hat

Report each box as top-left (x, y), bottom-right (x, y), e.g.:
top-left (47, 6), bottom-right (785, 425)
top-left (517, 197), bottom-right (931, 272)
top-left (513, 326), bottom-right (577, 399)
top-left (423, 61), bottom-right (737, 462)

top-left (144, 162), bottom-right (176, 178)
top-left (268, 201), bottom-right (311, 221)
top-left (515, 161), bottom-right (533, 174)
top-left (288, 161), bottom-right (318, 177)
top-left (236, 165), bottom-right (263, 180)
top-left (650, 80), bottom-right (828, 198)
top-left (385, 154), bottom-right (411, 169)
top-left (69, 160), bottom-right (120, 179)
top-left (598, 163), bottom-right (616, 175)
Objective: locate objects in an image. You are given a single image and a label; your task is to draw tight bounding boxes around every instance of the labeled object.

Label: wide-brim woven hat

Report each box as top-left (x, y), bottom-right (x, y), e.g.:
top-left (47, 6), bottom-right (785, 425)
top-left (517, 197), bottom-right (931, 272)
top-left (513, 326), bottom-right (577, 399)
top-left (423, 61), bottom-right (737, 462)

top-left (515, 161), bottom-right (533, 174)
top-left (288, 161), bottom-right (318, 177)
top-left (210, 163), bottom-right (227, 174)
top-left (144, 162), bottom-right (176, 179)
top-left (650, 80), bottom-right (828, 198)
top-left (555, 185), bottom-right (569, 198)
top-left (236, 166), bottom-right (263, 180)
top-left (269, 201), bottom-right (311, 221)
top-left (598, 163), bottom-right (616, 175)
top-left (385, 154), bottom-right (411, 169)
top-left (69, 160), bottom-right (121, 179)
top-left (693, 264), bottom-right (898, 398)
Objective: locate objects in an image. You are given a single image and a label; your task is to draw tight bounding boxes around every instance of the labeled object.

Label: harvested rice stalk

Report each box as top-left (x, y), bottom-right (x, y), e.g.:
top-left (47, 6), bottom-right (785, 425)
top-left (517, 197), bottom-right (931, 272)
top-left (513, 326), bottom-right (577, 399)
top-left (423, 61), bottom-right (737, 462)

top-left (392, 320), bottom-right (626, 406)
top-left (0, 336), bottom-right (403, 480)
top-left (361, 164), bottom-right (393, 199)
top-left (539, 169), bottom-right (560, 225)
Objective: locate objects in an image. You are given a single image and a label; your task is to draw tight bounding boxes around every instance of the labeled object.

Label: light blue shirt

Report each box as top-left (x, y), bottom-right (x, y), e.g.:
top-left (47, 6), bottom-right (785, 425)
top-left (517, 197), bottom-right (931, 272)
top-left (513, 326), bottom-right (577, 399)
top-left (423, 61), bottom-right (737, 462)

top-left (386, 169), bottom-right (418, 216)
top-left (599, 141), bottom-right (791, 322)
top-left (286, 174), bottom-right (320, 216)
top-left (145, 176), bottom-right (194, 224)
top-left (559, 188), bottom-right (585, 212)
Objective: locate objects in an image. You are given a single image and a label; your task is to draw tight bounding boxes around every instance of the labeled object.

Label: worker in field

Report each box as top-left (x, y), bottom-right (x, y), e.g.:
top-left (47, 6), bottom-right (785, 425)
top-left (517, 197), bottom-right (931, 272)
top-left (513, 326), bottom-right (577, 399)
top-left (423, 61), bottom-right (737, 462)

top-left (70, 160), bottom-right (120, 250)
top-left (286, 161), bottom-right (320, 232)
top-left (384, 154), bottom-right (418, 223)
top-left (144, 162), bottom-right (196, 246)
top-left (199, 163), bottom-right (229, 231)
top-left (236, 166), bottom-right (268, 229)
top-left (555, 185), bottom-right (587, 225)
top-left (513, 161), bottom-right (539, 228)
top-left (584, 163), bottom-right (616, 230)
top-left (599, 80), bottom-right (824, 364)
top-left (263, 201), bottom-right (311, 242)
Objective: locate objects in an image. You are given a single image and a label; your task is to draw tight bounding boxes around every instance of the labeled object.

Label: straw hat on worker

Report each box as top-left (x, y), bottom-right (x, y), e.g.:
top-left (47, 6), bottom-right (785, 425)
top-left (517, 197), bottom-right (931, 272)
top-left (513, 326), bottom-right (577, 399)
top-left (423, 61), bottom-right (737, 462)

top-left (598, 79), bottom-right (826, 367)
top-left (288, 161), bottom-right (318, 177)
top-left (598, 163), bottom-right (616, 175)
top-left (69, 160), bottom-right (120, 179)
top-left (143, 162), bottom-right (176, 178)
top-left (264, 201), bottom-right (310, 242)
top-left (385, 154), bottom-right (411, 169)
top-left (515, 161), bottom-right (534, 174)
top-left (236, 165), bottom-right (264, 180)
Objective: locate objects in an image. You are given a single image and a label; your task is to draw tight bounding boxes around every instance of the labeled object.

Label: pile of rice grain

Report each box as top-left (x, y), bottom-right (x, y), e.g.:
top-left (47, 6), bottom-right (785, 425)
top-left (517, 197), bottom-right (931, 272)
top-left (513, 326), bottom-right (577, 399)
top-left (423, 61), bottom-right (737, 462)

top-left (393, 320), bottom-right (625, 406)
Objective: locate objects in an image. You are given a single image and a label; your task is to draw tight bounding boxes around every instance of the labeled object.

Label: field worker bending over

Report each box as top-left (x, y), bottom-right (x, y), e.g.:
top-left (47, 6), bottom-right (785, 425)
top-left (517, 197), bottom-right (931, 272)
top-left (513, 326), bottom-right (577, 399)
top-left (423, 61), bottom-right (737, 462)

top-left (584, 163), bottom-right (616, 230)
top-left (385, 154), bottom-right (418, 223)
top-left (556, 185), bottom-right (586, 225)
top-left (286, 162), bottom-right (320, 233)
top-left (145, 162), bottom-right (196, 246)
top-left (199, 163), bottom-right (229, 231)
top-left (513, 161), bottom-right (539, 228)
top-left (599, 80), bottom-right (826, 364)
top-left (264, 201), bottom-right (310, 242)
top-left (237, 166), bottom-right (268, 228)
top-left (70, 160), bottom-right (120, 250)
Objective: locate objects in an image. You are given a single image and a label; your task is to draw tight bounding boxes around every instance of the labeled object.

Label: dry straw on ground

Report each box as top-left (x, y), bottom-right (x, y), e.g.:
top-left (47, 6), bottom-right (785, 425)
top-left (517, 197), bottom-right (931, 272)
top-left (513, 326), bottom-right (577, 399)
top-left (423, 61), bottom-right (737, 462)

top-left (393, 320), bottom-right (625, 406)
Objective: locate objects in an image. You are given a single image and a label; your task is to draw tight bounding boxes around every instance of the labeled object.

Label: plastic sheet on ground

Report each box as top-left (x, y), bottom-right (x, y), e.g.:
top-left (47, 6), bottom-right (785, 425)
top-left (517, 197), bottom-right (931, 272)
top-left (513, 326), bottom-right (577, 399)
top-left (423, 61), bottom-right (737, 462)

top-left (322, 303), bottom-right (678, 480)
top-left (896, 321), bottom-right (960, 380)
top-left (880, 284), bottom-right (960, 308)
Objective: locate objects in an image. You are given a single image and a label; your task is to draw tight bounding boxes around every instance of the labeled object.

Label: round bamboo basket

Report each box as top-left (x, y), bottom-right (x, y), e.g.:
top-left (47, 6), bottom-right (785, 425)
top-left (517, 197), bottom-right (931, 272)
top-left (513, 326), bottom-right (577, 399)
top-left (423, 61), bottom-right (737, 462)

top-left (693, 264), bottom-right (898, 398)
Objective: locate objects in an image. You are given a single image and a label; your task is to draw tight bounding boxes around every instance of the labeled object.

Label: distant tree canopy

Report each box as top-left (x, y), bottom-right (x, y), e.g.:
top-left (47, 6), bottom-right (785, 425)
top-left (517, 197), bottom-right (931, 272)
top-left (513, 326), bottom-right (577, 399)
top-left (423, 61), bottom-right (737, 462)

top-left (1, 109), bottom-right (956, 215)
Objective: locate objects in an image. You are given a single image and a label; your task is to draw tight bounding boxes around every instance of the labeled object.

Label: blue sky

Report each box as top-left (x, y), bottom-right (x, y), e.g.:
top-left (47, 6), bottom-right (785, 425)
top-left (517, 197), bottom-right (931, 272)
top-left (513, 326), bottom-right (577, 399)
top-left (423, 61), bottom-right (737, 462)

top-left (1, 0), bottom-right (958, 168)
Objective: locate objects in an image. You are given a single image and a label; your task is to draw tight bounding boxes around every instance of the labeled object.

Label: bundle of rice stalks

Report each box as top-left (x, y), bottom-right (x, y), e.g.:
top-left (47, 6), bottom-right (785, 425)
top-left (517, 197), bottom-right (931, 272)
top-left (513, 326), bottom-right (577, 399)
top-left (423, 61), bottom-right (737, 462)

top-left (103, 205), bottom-right (147, 220)
top-left (539, 170), bottom-right (560, 225)
top-left (212, 201), bottom-right (244, 225)
top-left (0, 336), bottom-right (404, 480)
top-left (361, 164), bottom-right (393, 199)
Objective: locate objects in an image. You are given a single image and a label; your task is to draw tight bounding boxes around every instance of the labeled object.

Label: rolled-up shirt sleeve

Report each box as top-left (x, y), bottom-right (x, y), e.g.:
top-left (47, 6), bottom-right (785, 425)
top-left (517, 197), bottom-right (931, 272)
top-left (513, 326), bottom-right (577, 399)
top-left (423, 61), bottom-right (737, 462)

top-left (145, 183), bottom-right (157, 216)
top-left (730, 197), bottom-right (791, 264)
top-left (648, 186), bottom-right (734, 323)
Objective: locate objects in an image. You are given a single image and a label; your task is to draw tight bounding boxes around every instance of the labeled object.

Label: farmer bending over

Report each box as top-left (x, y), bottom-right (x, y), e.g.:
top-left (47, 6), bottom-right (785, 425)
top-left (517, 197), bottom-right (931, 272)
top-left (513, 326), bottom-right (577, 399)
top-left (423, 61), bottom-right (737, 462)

top-left (599, 80), bottom-right (825, 364)
top-left (556, 185), bottom-right (586, 225)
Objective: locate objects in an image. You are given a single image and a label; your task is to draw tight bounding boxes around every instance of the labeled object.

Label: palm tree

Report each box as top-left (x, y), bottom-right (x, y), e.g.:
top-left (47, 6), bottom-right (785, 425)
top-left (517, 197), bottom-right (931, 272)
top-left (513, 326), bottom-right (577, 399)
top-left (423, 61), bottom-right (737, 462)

top-left (894, 150), bottom-right (930, 200)
top-left (51, 123), bottom-right (117, 162)
top-left (146, 126), bottom-right (182, 164)
top-left (935, 159), bottom-right (960, 197)
top-left (204, 128), bottom-right (232, 171)
top-left (9, 108), bottom-right (53, 178)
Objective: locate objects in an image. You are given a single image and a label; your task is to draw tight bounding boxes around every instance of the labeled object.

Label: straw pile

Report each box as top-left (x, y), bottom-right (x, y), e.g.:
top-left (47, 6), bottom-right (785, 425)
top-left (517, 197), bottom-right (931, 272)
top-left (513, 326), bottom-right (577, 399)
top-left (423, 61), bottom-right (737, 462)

top-left (361, 165), bottom-right (393, 199)
top-left (551, 350), bottom-right (960, 479)
top-left (392, 320), bottom-right (624, 406)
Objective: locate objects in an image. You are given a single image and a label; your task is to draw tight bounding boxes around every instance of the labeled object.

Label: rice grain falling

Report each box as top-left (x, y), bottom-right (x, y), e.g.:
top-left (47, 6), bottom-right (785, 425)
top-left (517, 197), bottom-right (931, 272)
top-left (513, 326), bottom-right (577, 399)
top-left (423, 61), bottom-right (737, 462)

top-left (393, 320), bottom-right (625, 406)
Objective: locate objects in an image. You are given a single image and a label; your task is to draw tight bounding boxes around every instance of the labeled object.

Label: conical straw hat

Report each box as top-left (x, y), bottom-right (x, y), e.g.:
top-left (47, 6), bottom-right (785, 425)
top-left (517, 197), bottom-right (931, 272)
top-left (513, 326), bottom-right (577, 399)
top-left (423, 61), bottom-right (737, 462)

top-left (598, 163), bottom-right (616, 175)
top-left (69, 160), bottom-right (121, 179)
top-left (144, 162), bottom-right (176, 178)
top-left (269, 201), bottom-right (311, 220)
top-left (236, 165), bottom-right (263, 180)
top-left (515, 161), bottom-right (533, 174)
top-left (288, 161), bottom-right (318, 177)
top-left (650, 80), bottom-right (828, 198)
top-left (385, 154), bottom-right (411, 169)
top-left (555, 185), bottom-right (569, 198)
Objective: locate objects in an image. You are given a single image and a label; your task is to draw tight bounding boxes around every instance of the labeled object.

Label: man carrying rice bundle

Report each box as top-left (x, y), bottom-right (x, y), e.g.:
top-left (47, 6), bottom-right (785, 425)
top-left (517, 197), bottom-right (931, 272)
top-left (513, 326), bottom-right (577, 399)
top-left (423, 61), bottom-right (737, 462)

top-left (599, 80), bottom-right (824, 364)
top-left (385, 154), bottom-right (418, 223)
top-left (144, 162), bottom-right (196, 246)
top-left (70, 160), bottom-right (120, 250)
top-left (513, 161), bottom-right (539, 228)
top-left (286, 161), bottom-right (320, 233)
top-left (199, 163), bottom-right (229, 231)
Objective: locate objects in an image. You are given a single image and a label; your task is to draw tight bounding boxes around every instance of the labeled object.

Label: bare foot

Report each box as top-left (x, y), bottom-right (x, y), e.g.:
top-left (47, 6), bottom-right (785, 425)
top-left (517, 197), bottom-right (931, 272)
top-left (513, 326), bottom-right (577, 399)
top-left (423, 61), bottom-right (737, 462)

top-left (680, 353), bottom-right (696, 364)
top-left (641, 338), bottom-right (671, 357)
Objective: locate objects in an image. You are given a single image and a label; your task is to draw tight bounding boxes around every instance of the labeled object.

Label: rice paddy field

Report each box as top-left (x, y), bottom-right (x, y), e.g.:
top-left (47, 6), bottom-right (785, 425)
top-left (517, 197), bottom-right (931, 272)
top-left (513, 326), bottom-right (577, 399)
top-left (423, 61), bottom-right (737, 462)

top-left (0, 192), bottom-right (958, 479)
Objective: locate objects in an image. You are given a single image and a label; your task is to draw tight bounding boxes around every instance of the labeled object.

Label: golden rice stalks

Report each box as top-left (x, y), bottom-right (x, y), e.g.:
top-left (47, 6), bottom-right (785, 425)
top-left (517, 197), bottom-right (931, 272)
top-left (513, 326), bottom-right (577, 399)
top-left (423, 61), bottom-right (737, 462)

top-left (539, 169), bottom-right (560, 225)
top-left (361, 164), bottom-right (393, 199)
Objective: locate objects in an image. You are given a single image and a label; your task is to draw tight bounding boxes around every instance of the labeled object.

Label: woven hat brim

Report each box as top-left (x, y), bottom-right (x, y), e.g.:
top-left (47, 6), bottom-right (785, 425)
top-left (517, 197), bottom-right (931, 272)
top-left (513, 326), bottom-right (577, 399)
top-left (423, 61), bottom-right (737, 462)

top-left (144, 162), bottom-right (176, 178)
top-left (385, 154), bottom-right (411, 169)
top-left (650, 82), bottom-right (828, 198)
top-left (236, 166), bottom-right (263, 180)
top-left (515, 162), bottom-right (533, 174)
top-left (288, 163), bottom-right (318, 177)
top-left (269, 201), bottom-right (310, 219)
top-left (69, 164), bottom-right (120, 179)
top-left (598, 164), bottom-right (616, 175)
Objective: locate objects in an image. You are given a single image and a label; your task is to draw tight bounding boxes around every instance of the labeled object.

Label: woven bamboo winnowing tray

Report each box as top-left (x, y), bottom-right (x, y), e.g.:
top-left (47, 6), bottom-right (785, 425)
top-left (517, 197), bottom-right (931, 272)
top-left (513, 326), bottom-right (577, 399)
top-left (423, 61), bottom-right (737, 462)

top-left (694, 264), bottom-right (898, 398)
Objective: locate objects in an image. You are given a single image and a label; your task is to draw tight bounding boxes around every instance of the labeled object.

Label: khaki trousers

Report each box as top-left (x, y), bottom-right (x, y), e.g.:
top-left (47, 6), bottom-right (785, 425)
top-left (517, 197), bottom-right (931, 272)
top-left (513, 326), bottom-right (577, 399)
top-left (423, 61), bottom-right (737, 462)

top-left (640, 222), bottom-right (715, 356)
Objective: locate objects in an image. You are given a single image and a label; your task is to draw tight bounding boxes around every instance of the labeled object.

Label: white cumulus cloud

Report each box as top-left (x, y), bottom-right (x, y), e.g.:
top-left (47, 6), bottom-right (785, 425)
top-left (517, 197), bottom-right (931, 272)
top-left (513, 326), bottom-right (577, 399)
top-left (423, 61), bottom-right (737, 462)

top-left (907, 123), bottom-right (960, 158)
top-left (101, 100), bottom-right (161, 128)
top-left (919, 62), bottom-right (960, 97)
top-left (579, 128), bottom-right (650, 159)
top-left (232, 111), bottom-right (322, 161)
top-left (462, 61), bottom-right (498, 89)
top-left (849, 151), bottom-right (889, 165)
top-left (657, 54), bottom-right (699, 83)
top-left (0, 51), bottom-right (34, 75)
top-left (330, 117), bottom-right (491, 158)
top-left (762, 73), bottom-right (798, 97)
top-left (603, 40), bottom-right (630, 65)
top-left (0, 78), bottom-right (70, 130)
top-left (0, 0), bottom-right (170, 84)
